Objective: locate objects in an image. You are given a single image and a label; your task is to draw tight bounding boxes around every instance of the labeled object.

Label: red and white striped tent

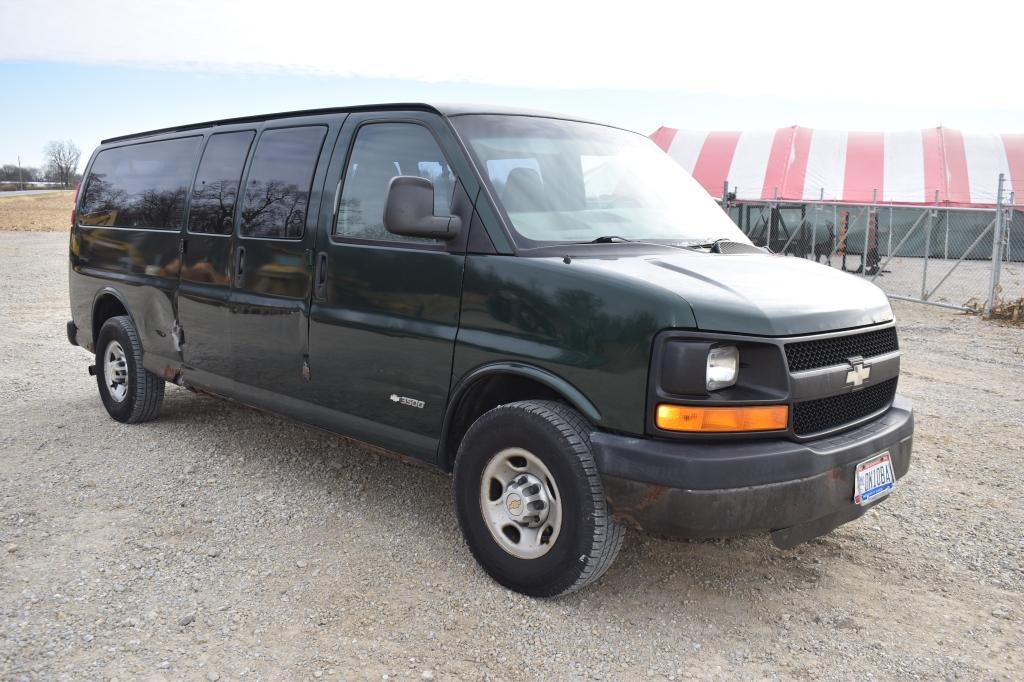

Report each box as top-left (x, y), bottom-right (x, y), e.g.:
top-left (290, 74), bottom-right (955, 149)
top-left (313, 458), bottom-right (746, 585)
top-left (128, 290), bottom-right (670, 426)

top-left (650, 126), bottom-right (1024, 207)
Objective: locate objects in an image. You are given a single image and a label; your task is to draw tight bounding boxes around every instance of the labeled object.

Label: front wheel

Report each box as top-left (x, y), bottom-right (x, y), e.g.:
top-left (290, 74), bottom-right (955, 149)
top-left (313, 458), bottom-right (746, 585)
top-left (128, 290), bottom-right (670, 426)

top-left (453, 400), bottom-right (624, 597)
top-left (94, 315), bottom-right (164, 423)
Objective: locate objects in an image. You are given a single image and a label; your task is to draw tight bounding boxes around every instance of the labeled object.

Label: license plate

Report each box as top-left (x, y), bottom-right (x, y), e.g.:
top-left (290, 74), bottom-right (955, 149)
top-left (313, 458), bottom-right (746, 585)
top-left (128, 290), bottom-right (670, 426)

top-left (854, 452), bottom-right (895, 505)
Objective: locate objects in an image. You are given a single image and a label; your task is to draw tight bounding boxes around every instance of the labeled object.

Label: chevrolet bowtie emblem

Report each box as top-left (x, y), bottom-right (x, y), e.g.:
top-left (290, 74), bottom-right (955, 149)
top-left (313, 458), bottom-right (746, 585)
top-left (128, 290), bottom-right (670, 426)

top-left (846, 362), bottom-right (871, 387)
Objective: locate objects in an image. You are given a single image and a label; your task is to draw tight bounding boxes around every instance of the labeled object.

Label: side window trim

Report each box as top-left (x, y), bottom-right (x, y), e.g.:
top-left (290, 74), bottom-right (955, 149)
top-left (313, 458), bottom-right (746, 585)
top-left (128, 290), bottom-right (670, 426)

top-left (329, 119), bottom-right (457, 251)
top-left (237, 124), bottom-right (329, 242)
top-left (185, 129), bottom-right (257, 237)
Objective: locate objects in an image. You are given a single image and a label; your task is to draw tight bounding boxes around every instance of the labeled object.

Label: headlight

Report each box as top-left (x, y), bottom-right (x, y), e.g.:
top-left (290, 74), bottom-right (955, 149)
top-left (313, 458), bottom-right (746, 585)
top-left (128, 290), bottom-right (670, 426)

top-left (706, 345), bottom-right (739, 391)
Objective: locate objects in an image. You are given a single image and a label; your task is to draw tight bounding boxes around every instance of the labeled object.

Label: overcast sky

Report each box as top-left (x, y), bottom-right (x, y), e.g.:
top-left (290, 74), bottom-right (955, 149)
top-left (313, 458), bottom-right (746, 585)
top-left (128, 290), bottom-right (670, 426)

top-left (2, 0), bottom-right (1021, 168)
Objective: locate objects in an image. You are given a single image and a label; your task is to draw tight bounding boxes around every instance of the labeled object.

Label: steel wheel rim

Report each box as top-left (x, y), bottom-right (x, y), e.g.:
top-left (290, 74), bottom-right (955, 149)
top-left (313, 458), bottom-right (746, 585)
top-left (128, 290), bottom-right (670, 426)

top-left (103, 340), bottom-right (128, 403)
top-left (479, 447), bottom-right (562, 560)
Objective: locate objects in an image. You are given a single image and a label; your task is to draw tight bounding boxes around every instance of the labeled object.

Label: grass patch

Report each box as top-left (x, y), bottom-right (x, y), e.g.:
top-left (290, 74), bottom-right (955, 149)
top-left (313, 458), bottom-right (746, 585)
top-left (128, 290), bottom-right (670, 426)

top-left (966, 287), bottom-right (1024, 324)
top-left (0, 191), bottom-right (75, 231)
top-left (985, 297), bottom-right (1024, 324)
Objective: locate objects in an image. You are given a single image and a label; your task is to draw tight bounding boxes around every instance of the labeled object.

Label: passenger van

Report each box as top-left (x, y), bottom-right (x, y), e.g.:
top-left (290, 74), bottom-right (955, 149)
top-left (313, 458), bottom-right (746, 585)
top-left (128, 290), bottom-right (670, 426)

top-left (68, 104), bottom-right (913, 596)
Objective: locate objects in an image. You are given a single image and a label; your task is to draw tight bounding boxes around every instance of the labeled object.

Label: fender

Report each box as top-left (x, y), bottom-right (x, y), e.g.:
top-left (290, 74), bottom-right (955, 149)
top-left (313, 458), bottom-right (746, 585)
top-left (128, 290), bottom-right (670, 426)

top-left (90, 286), bottom-right (136, 344)
top-left (438, 361), bottom-right (603, 465)
top-left (90, 285), bottom-right (185, 382)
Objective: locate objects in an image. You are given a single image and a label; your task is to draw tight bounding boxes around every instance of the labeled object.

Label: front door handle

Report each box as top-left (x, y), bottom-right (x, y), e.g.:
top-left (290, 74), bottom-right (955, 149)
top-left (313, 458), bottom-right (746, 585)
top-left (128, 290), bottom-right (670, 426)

top-left (313, 251), bottom-right (328, 300)
top-left (233, 246), bottom-right (246, 287)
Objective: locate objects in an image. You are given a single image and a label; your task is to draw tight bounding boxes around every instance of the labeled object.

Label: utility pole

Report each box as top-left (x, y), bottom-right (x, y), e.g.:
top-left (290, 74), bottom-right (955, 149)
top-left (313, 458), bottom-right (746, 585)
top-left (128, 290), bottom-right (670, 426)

top-left (17, 155), bottom-right (24, 191)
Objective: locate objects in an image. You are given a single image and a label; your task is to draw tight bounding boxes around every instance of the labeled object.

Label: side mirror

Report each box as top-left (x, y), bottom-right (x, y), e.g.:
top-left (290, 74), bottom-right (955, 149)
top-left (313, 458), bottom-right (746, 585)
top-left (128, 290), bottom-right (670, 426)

top-left (383, 176), bottom-right (461, 240)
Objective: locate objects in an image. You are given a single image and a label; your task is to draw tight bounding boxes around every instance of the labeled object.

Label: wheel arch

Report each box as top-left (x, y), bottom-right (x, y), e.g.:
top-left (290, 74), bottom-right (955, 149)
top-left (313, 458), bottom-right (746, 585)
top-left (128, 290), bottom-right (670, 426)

top-left (439, 363), bottom-right (601, 472)
top-left (91, 287), bottom-right (134, 347)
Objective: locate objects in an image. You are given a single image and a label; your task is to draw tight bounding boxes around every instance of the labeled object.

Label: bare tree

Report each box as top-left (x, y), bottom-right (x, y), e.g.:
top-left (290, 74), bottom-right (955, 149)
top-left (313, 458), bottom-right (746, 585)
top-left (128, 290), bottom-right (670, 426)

top-left (0, 164), bottom-right (21, 182)
top-left (43, 140), bottom-right (82, 189)
top-left (0, 164), bottom-right (40, 184)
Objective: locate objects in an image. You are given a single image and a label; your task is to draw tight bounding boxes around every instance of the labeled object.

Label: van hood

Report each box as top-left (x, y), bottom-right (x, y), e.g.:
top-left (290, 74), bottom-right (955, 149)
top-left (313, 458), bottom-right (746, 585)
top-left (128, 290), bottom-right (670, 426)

top-left (574, 250), bottom-right (893, 336)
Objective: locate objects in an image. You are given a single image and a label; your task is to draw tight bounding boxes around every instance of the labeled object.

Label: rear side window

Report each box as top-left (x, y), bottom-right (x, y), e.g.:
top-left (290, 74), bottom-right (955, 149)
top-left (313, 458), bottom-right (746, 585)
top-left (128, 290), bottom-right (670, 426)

top-left (239, 126), bottom-right (327, 239)
top-left (188, 131), bottom-right (255, 235)
top-left (79, 137), bottom-right (202, 230)
top-left (336, 123), bottom-right (455, 243)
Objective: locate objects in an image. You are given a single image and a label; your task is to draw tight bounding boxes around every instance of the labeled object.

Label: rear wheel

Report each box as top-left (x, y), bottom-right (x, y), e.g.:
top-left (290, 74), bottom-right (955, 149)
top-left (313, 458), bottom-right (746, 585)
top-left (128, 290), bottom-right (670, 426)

top-left (95, 315), bottom-right (164, 423)
top-left (453, 400), bottom-right (624, 597)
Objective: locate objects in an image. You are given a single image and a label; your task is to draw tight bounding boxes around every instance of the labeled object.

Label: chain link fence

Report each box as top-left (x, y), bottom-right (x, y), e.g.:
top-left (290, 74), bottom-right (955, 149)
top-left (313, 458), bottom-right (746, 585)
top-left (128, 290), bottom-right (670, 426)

top-left (722, 175), bottom-right (1021, 313)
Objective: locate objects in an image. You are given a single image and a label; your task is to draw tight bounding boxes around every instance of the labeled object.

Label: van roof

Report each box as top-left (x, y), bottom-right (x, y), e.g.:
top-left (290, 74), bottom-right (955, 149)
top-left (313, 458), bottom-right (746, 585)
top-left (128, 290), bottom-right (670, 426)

top-left (100, 103), bottom-right (600, 144)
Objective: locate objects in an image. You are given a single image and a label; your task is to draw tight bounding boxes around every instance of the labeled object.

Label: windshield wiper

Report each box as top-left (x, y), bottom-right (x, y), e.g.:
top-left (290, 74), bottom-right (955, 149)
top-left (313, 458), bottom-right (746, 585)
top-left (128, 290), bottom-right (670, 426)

top-left (583, 235), bottom-right (689, 250)
top-left (684, 237), bottom-right (730, 249)
top-left (591, 235), bottom-right (735, 248)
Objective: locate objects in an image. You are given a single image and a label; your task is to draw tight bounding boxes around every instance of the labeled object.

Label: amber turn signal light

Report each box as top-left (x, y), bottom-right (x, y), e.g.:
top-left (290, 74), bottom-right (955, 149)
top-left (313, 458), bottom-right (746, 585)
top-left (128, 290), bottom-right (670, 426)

top-left (655, 404), bottom-right (789, 433)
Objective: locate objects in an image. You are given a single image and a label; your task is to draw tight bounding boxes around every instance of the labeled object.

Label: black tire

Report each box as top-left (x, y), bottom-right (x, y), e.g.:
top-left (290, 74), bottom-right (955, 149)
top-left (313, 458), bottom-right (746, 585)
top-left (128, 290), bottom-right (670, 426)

top-left (453, 400), bottom-right (624, 597)
top-left (95, 315), bottom-right (164, 424)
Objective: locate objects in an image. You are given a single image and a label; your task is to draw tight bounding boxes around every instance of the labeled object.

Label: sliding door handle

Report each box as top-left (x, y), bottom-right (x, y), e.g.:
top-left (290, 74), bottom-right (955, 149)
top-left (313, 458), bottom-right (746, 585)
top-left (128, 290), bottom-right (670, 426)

top-left (233, 246), bottom-right (246, 287)
top-left (313, 251), bottom-right (328, 300)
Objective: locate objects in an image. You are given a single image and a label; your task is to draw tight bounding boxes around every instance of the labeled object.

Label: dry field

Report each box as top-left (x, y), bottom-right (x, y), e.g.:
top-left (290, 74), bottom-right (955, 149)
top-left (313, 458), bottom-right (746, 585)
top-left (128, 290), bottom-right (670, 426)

top-left (0, 191), bottom-right (74, 232)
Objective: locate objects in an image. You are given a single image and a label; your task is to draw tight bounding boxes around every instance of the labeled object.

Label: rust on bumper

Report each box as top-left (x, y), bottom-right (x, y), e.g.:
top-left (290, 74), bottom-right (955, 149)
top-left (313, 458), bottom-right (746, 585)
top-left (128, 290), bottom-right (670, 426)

top-left (595, 398), bottom-right (914, 547)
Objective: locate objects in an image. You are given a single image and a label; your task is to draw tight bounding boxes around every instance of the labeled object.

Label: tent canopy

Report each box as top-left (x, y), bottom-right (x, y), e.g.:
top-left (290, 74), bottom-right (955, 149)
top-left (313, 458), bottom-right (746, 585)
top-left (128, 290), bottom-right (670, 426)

top-left (650, 125), bottom-right (1023, 207)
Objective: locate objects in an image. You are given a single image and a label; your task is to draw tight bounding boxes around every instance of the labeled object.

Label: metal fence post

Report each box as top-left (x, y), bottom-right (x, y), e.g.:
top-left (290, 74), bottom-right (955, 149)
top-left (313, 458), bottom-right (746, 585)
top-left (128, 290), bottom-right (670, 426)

top-left (810, 203), bottom-right (818, 262)
top-left (986, 174), bottom-right (1006, 315)
top-left (770, 186), bottom-right (778, 249)
top-left (887, 206), bottom-right (893, 256)
top-left (861, 190), bottom-right (876, 274)
top-left (943, 209), bottom-right (950, 260)
top-left (809, 188), bottom-right (824, 263)
top-left (832, 204), bottom-right (837, 266)
top-left (922, 191), bottom-right (937, 299)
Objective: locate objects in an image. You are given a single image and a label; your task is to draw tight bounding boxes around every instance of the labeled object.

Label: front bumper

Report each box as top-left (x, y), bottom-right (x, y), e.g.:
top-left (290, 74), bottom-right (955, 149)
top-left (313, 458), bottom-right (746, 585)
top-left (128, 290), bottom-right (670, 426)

top-left (592, 395), bottom-right (913, 548)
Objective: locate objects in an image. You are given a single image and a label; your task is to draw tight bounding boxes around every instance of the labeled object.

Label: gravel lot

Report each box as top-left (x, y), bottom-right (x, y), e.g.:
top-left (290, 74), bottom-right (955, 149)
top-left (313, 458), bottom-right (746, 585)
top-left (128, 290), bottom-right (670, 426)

top-left (2, 232), bottom-right (1022, 681)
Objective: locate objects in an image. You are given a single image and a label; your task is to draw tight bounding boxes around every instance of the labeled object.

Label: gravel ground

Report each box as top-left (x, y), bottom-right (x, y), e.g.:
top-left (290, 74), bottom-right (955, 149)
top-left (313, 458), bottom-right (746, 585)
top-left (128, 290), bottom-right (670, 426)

top-left (1, 232), bottom-right (1022, 681)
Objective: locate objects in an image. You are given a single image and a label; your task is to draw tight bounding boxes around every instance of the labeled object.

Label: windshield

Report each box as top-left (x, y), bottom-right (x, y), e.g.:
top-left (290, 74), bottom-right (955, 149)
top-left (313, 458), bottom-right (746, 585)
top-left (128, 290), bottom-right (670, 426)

top-left (451, 115), bottom-right (748, 247)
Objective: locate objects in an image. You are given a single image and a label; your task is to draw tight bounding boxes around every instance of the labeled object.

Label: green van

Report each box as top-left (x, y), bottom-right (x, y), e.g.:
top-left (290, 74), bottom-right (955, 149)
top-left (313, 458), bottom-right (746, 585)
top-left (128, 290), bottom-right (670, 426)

top-left (68, 104), bottom-right (913, 596)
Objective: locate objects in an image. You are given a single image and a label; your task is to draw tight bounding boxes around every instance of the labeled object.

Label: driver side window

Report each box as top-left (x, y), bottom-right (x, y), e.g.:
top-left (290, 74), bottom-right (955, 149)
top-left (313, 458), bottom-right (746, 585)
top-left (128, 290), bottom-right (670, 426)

top-left (335, 123), bottom-right (455, 243)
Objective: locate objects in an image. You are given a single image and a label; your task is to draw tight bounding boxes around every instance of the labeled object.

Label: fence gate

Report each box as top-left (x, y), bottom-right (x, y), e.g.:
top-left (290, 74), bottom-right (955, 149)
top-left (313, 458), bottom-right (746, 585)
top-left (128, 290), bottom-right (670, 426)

top-left (724, 174), bottom-right (1021, 313)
